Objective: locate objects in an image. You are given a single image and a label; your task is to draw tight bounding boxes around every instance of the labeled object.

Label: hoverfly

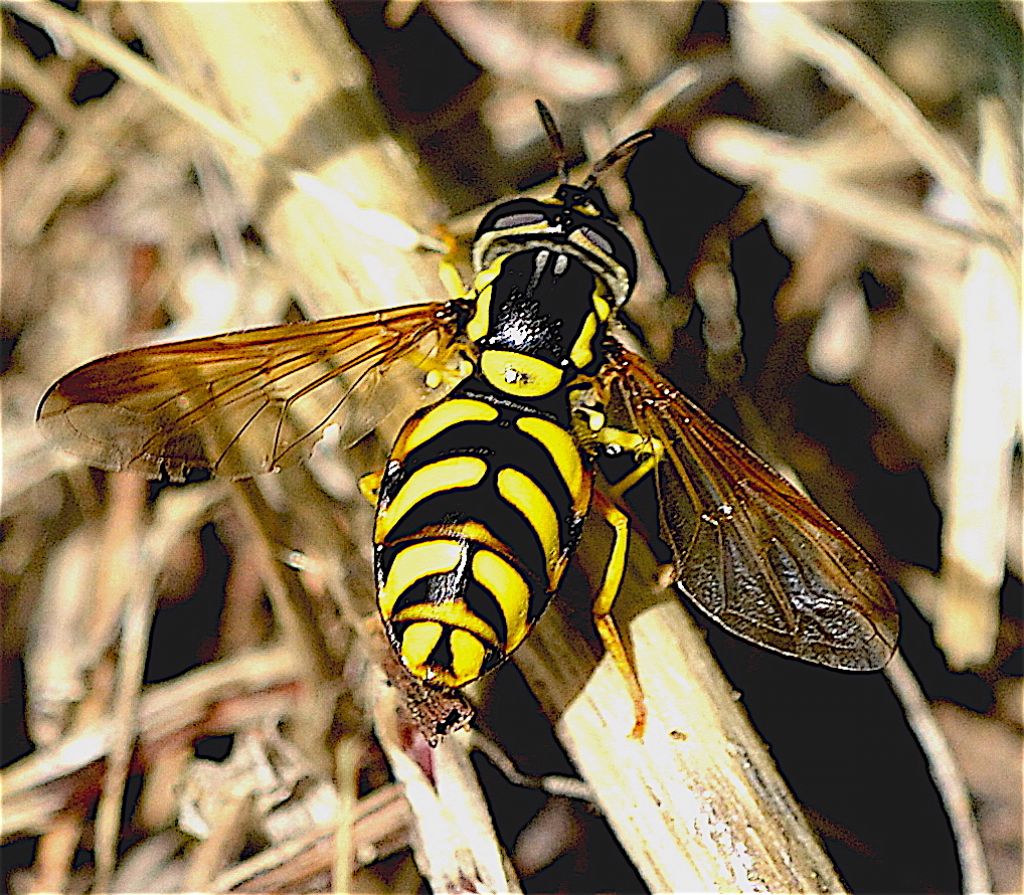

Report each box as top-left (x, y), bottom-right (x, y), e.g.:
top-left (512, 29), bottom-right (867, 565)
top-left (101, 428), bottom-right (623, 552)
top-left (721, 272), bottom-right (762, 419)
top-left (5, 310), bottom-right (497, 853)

top-left (37, 102), bottom-right (898, 740)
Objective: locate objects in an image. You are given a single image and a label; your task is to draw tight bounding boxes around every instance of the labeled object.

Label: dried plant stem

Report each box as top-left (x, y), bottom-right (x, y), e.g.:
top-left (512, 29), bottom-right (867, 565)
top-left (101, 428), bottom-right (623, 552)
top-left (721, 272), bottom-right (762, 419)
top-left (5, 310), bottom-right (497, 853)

top-left (1, 643), bottom-right (302, 838)
top-left (373, 694), bottom-right (522, 893)
top-left (208, 783), bottom-right (412, 892)
top-left (91, 543), bottom-right (153, 893)
top-left (182, 791), bottom-right (253, 891)
top-left (469, 731), bottom-right (594, 801)
top-left (332, 736), bottom-right (361, 895)
top-left (692, 119), bottom-right (977, 265)
top-left (756, 3), bottom-right (1019, 264)
top-left (92, 486), bottom-right (221, 891)
top-left (518, 541), bottom-right (849, 892)
top-left (5, 0), bottom-right (442, 254)
top-left (27, 809), bottom-right (83, 894)
top-left (886, 652), bottom-right (993, 893)
top-left (936, 98), bottom-right (1021, 668)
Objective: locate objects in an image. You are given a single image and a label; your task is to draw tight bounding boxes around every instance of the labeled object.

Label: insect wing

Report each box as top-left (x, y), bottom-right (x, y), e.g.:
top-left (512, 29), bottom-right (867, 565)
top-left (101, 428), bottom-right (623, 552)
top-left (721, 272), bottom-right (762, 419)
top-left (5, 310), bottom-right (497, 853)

top-left (600, 342), bottom-right (898, 670)
top-left (37, 302), bottom-right (459, 480)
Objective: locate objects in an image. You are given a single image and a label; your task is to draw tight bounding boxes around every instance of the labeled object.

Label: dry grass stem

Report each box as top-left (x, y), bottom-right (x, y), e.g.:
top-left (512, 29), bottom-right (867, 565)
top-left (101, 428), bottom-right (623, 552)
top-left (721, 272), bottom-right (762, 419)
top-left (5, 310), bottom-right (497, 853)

top-left (1, 643), bottom-right (302, 837)
top-left (886, 652), bottom-right (993, 893)
top-left (520, 553), bottom-right (850, 893)
top-left (9, 0), bottom-right (443, 254)
top-left (331, 736), bottom-right (361, 895)
top-left (693, 120), bottom-right (977, 265)
top-left (933, 98), bottom-right (1021, 666)
top-left (373, 683), bottom-right (522, 893)
top-left (742, 2), bottom-right (1019, 263)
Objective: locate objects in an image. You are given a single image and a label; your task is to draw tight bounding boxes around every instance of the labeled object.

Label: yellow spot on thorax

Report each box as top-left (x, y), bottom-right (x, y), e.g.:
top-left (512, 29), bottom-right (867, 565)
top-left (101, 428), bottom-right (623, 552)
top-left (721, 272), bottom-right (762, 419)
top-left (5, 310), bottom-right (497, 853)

top-left (480, 350), bottom-right (563, 397)
top-left (568, 311), bottom-right (597, 370)
top-left (465, 259), bottom-right (504, 342)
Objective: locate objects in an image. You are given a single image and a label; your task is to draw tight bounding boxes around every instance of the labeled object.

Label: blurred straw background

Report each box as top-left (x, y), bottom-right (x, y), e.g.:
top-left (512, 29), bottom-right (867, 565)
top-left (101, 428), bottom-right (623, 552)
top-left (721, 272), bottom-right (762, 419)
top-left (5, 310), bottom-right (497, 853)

top-left (1, 2), bottom-right (1021, 893)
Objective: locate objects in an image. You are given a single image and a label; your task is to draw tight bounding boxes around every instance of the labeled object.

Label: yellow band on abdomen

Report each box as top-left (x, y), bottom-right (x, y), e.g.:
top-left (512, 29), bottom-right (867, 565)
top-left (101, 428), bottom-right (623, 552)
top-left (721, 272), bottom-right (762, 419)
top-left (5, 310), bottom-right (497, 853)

top-left (378, 539), bottom-right (463, 618)
top-left (471, 549), bottom-right (530, 651)
top-left (397, 398), bottom-right (497, 455)
top-left (392, 599), bottom-right (500, 649)
top-left (496, 466), bottom-right (560, 566)
top-left (375, 455), bottom-right (487, 542)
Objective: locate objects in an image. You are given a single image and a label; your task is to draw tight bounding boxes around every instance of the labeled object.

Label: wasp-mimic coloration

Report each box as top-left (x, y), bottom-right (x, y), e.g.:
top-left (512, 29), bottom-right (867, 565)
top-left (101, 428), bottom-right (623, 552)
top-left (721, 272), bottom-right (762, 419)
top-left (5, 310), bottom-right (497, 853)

top-left (38, 102), bottom-right (899, 740)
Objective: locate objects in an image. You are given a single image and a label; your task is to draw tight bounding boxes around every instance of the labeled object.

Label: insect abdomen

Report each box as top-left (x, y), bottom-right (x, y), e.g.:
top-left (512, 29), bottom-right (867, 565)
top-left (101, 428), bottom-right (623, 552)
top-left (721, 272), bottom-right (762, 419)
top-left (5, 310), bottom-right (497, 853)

top-left (374, 390), bottom-right (591, 688)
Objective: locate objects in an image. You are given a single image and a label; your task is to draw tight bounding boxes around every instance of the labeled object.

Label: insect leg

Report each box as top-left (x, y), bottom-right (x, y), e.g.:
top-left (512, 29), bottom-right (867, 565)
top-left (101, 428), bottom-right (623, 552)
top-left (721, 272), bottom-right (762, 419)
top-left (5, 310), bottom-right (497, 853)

top-left (590, 488), bottom-right (647, 739)
top-left (399, 231), bottom-right (476, 391)
top-left (595, 426), bottom-right (664, 501)
top-left (436, 226), bottom-right (468, 301)
top-left (358, 469), bottom-right (383, 504)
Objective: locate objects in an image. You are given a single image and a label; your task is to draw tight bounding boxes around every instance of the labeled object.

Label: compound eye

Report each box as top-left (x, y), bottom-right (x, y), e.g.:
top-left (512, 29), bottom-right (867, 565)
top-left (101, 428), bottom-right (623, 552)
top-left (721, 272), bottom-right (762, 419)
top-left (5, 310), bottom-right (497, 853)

top-left (578, 226), bottom-right (613, 255)
top-left (492, 212), bottom-right (548, 229)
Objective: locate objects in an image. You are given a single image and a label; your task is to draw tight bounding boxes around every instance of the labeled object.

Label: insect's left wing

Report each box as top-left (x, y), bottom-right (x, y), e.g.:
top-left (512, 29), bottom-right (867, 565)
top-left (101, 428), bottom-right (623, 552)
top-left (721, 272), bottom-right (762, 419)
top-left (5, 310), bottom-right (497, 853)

top-left (38, 301), bottom-right (462, 480)
top-left (599, 340), bottom-right (899, 671)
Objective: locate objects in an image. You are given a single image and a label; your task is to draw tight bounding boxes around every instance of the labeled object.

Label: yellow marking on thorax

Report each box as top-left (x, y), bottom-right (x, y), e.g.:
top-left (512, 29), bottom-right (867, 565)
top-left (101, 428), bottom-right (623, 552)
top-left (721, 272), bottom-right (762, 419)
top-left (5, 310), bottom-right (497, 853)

top-left (480, 350), bottom-right (563, 397)
top-left (466, 259), bottom-right (504, 342)
top-left (471, 549), bottom-right (530, 651)
top-left (568, 311), bottom-right (597, 370)
top-left (466, 284), bottom-right (492, 342)
top-left (375, 455), bottom-right (487, 542)
top-left (496, 466), bottom-right (560, 567)
top-left (392, 599), bottom-right (501, 649)
top-left (515, 416), bottom-right (585, 501)
top-left (378, 538), bottom-right (462, 617)
top-left (396, 398), bottom-right (497, 456)
top-left (568, 286), bottom-right (611, 371)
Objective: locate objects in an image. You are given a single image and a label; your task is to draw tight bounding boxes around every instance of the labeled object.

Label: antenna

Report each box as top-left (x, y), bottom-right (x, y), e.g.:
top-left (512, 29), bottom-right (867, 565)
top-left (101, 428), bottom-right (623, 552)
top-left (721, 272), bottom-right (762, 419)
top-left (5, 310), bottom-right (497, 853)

top-left (581, 130), bottom-right (654, 191)
top-left (535, 100), bottom-right (569, 184)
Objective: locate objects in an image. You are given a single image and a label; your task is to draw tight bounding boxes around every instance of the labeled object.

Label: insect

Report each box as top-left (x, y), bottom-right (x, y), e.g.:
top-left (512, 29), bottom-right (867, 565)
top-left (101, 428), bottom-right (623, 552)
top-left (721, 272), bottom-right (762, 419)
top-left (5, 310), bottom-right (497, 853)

top-left (38, 102), bottom-right (898, 740)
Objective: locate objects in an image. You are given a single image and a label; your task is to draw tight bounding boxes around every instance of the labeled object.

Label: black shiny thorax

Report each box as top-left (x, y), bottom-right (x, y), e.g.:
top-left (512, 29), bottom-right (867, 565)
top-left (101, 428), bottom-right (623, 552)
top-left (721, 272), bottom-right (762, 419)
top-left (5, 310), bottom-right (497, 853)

top-left (474, 249), bottom-right (608, 376)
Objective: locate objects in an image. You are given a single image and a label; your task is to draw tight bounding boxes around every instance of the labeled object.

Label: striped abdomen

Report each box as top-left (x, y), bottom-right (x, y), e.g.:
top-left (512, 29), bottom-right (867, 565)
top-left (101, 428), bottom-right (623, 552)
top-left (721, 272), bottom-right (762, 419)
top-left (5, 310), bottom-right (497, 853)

top-left (374, 387), bottom-right (592, 689)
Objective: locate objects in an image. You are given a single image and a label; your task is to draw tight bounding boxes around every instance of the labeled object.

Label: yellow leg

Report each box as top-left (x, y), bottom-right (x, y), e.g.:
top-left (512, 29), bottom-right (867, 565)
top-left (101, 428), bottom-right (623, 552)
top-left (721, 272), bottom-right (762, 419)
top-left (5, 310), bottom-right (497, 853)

top-left (358, 469), bottom-right (383, 505)
top-left (435, 227), bottom-right (467, 300)
top-left (416, 227), bottom-right (474, 390)
top-left (594, 426), bottom-right (664, 501)
top-left (591, 490), bottom-right (647, 739)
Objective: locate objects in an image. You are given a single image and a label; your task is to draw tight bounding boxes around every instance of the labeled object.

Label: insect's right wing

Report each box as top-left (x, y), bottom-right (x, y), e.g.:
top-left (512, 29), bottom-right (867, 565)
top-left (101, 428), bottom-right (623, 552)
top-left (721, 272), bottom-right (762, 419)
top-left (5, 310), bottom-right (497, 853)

top-left (599, 340), bottom-right (899, 671)
top-left (37, 302), bottom-right (464, 480)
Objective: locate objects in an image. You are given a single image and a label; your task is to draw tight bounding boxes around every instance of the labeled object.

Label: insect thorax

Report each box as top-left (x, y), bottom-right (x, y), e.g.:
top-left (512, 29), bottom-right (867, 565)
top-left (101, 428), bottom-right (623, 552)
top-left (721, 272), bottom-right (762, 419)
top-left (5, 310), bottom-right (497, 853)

top-left (462, 248), bottom-right (611, 401)
top-left (462, 186), bottom-right (637, 402)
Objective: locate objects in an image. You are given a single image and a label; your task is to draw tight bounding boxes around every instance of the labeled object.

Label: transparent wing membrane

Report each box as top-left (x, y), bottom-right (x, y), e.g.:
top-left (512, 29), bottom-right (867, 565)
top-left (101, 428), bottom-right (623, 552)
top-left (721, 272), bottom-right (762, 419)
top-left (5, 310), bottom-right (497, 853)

top-left (600, 341), bottom-right (899, 670)
top-left (37, 302), bottom-right (460, 480)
